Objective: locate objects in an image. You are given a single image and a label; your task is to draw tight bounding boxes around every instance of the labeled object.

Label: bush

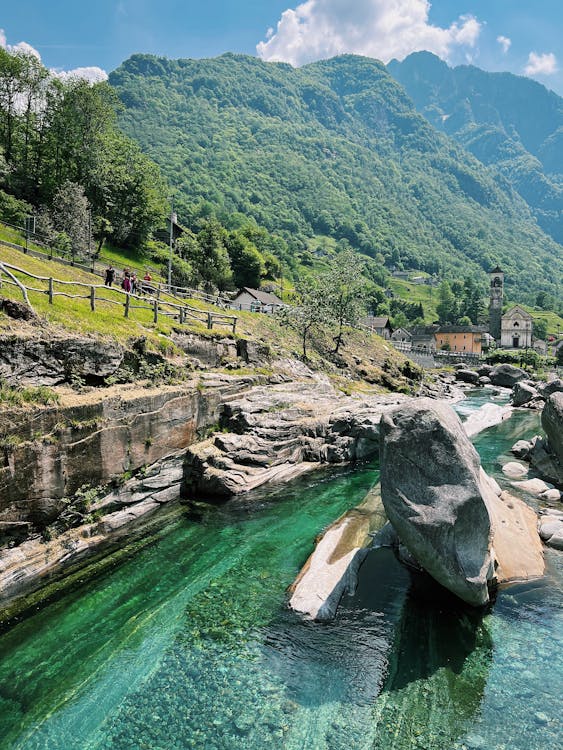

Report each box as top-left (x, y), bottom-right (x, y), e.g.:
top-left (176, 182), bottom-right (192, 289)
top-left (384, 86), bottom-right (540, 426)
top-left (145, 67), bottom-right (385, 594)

top-left (0, 189), bottom-right (32, 226)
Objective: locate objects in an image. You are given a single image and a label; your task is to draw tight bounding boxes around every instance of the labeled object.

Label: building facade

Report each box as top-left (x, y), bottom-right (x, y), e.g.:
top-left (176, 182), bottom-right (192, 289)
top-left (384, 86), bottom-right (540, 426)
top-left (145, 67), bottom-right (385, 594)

top-left (489, 265), bottom-right (504, 341)
top-left (500, 306), bottom-right (533, 349)
top-left (435, 326), bottom-right (485, 354)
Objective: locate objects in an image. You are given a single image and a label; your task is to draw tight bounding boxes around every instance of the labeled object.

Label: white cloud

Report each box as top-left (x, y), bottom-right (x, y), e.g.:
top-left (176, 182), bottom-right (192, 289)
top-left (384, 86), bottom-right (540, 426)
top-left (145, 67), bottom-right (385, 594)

top-left (497, 35), bottom-right (511, 54)
top-left (257, 0), bottom-right (482, 66)
top-left (54, 67), bottom-right (108, 83)
top-left (0, 28), bottom-right (107, 83)
top-left (524, 51), bottom-right (558, 76)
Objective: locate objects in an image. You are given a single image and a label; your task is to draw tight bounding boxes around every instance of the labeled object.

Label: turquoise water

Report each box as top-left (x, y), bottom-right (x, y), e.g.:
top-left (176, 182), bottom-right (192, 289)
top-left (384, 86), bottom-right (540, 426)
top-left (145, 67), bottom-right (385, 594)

top-left (0, 393), bottom-right (561, 749)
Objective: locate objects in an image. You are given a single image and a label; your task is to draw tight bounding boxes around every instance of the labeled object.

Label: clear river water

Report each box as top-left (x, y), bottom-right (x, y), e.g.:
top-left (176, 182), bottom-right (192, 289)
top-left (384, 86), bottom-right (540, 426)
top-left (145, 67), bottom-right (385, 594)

top-left (0, 390), bottom-right (561, 749)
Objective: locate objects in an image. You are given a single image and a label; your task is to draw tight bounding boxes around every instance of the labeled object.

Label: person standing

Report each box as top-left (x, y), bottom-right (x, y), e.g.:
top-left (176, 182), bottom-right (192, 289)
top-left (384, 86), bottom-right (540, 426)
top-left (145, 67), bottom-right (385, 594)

top-left (104, 264), bottom-right (115, 287)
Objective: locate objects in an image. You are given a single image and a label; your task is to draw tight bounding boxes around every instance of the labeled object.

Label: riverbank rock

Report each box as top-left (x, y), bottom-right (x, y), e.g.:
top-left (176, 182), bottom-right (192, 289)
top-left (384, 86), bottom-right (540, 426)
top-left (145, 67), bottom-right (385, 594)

top-left (0, 333), bottom-right (125, 386)
top-left (379, 399), bottom-right (544, 607)
top-left (538, 511), bottom-right (563, 550)
top-left (538, 379), bottom-right (563, 399)
top-left (183, 381), bottom-right (410, 499)
top-left (379, 399), bottom-right (494, 606)
top-left (490, 364), bottom-right (527, 388)
top-left (502, 462), bottom-right (529, 478)
top-left (455, 369), bottom-right (480, 385)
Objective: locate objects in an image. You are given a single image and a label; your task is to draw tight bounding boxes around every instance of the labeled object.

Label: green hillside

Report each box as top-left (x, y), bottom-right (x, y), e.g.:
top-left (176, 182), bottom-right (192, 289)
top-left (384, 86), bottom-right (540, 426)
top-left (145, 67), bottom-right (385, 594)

top-left (388, 51), bottom-right (563, 244)
top-left (109, 52), bottom-right (562, 305)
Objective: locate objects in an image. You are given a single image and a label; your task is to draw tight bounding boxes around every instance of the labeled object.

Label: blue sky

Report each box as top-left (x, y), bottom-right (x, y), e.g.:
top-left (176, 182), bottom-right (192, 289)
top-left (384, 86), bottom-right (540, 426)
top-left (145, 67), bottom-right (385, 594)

top-left (1, 1), bottom-right (562, 94)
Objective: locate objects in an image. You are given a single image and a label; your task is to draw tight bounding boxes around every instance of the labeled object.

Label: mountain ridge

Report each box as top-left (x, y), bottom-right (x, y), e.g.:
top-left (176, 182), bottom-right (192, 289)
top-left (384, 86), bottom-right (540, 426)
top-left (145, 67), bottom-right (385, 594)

top-left (109, 52), bottom-right (562, 303)
top-left (388, 51), bottom-right (563, 244)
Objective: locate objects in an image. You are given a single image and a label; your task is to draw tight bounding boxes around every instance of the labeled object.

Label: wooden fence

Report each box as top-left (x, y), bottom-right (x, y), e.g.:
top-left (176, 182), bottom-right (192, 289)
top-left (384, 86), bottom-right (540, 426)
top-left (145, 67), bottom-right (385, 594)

top-left (0, 261), bottom-right (237, 333)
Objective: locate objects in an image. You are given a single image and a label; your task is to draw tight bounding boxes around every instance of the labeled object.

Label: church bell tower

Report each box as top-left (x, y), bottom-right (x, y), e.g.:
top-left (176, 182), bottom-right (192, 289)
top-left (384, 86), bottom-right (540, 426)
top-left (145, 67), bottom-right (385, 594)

top-left (489, 265), bottom-right (504, 341)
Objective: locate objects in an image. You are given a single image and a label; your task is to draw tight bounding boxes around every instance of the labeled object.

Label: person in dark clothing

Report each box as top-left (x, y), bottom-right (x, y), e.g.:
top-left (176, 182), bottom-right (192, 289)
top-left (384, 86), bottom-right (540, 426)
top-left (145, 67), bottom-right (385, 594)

top-left (104, 265), bottom-right (115, 287)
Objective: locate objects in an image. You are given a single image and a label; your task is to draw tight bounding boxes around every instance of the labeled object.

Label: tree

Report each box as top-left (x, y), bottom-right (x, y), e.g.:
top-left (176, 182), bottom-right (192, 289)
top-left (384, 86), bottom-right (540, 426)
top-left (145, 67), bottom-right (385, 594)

top-left (436, 281), bottom-right (458, 324)
top-left (224, 230), bottom-right (265, 288)
top-left (278, 277), bottom-right (326, 359)
top-left (321, 248), bottom-right (367, 353)
top-left (193, 219), bottom-right (233, 291)
top-left (533, 318), bottom-right (548, 341)
top-left (50, 181), bottom-right (92, 257)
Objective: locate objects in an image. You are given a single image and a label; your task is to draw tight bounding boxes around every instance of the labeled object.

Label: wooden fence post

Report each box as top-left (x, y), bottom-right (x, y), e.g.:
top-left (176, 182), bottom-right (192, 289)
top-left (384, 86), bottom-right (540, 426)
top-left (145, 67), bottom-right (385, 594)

top-left (232, 317), bottom-right (237, 334)
top-left (124, 293), bottom-right (130, 318)
top-left (48, 278), bottom-right (54, 304)
top-left (207, 312), bottom-right (213, 330)
top-left (90, 286), bottom-right (95, 311)
top-left (179, 307), bottom-right (185, 324)
top-left (153, 299), bottom-right (158, 324)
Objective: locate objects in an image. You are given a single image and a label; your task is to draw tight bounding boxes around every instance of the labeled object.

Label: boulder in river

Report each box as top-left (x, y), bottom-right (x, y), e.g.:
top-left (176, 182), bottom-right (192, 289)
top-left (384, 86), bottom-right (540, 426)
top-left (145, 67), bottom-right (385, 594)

top-left (511, 381), bottom-right (538, 407)
top-left (379, 399), bottom-right (494, 606)
top-left (537, 378), bottom-right (563, 399)
top-left (489, 364), bottom-right (527, 388)
top-left (542, 393), bottom-right (563, 467)
top-left (379, 399), bottom-right (544, 607)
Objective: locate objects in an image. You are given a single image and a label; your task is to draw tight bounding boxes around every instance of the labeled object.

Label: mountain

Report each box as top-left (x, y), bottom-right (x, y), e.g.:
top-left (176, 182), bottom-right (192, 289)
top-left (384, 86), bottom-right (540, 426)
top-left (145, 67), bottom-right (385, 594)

top-left (109, 53), bottom-right (562, 303)
top-left (388, 51), bottom-right (563, 244)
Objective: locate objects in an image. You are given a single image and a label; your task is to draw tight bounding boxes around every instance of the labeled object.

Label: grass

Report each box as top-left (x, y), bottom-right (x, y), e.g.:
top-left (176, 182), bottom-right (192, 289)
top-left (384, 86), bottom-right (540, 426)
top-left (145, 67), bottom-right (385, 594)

top-left (0, 241), bottom-right (419, 392)
top-left (390, 278), bottom-right (439, 322)
top-left (0, 243), bottom-right (236, 344)
top-left (0, 381), bottom-right (59, 407)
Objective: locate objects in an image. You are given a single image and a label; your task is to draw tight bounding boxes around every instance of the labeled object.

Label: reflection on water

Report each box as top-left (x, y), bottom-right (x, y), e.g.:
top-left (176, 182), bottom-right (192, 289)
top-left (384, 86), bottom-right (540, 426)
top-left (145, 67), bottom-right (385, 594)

top-left (0, 393), bottom-right (561, 749)
top-left (372, 574), bottom-right (493, 750)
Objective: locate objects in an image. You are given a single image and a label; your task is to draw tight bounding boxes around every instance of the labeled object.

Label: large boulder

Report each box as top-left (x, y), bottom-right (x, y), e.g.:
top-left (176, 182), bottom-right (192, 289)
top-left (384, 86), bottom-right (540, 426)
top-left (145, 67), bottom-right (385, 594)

top-left (512, 381), bottom-right (538, 407)
top-left (379, 399), bottom-right (494, 606)
top-left (489, 364), bottom-right (527, 388)
top-left (379, 399), bottom-right (544, 607)
top-left (542, 393), bottom-right (563, 467)
top-left (538, 378), bottom-right (563, 399)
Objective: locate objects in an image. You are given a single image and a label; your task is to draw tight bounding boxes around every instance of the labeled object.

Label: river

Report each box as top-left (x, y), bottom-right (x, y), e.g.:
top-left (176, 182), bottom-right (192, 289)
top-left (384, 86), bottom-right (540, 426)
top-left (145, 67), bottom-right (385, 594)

top-left (0, 391), bottom-right (561, 749)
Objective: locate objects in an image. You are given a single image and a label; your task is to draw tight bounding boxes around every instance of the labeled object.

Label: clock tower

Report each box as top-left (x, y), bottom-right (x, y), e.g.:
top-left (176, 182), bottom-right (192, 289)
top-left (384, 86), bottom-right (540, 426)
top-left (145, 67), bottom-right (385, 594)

top-left (489, 265), bottom-right (504, 341)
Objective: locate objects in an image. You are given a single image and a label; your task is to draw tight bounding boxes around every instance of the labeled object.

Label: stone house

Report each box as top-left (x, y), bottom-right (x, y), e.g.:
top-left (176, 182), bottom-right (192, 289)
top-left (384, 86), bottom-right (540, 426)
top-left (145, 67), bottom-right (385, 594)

top-left (410, 325), bottom-right (439, 351)
top-left (391, 327), bottom-right (412, 343)
top-left (500, 306), bottom-right (533, 349)
top-left (231, 287), bottom-right (284, 314)
top-left (362, 315), bottom-right (393, 339)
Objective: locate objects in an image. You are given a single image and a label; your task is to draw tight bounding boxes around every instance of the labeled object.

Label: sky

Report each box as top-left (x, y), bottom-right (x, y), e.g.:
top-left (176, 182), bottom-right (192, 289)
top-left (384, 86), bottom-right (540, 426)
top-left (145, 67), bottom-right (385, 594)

top-left (1, 0), bottom-right (562, 94)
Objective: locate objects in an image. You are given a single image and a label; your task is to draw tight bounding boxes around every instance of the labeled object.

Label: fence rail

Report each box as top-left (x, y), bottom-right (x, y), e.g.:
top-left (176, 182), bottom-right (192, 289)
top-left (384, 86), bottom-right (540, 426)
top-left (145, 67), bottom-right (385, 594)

top-left (0, 260), bottom-right (237, 333)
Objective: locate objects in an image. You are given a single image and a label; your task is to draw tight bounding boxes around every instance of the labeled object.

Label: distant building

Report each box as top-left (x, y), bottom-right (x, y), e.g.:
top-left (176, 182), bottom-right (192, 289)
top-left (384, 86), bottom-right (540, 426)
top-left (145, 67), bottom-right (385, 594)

top-left (231, 287), bottom-right (284, 314)
top-left (391, 327), bottom-right (412, 343)
top-left (435, 325), bottom-right (486, 354)
top-left (500, 305), bottom-right (533, 349)
top-left (362, 315), bottom-right (393, 339)
top-left (489, 265), bottom-right (504, 341)
top-left (410, 325), bottom-right (439, 351)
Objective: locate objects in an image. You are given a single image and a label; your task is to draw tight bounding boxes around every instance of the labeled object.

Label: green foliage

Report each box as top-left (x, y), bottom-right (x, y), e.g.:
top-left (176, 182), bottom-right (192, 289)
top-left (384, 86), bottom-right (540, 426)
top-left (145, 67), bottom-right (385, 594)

top-left (110, 52), bottom-right (562, 304)
top-left (321, 248), bottom-right (367, 353)
top-left (0, 48), bottom-right (168, 252)
top-left (277, 276), bottom-right (326, 359)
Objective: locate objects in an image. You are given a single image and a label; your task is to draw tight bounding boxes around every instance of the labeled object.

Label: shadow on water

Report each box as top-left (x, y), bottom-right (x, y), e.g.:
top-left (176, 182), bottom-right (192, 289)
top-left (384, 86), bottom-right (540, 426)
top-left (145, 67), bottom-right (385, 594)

top-left (371, 569), bottom-right (493, 750)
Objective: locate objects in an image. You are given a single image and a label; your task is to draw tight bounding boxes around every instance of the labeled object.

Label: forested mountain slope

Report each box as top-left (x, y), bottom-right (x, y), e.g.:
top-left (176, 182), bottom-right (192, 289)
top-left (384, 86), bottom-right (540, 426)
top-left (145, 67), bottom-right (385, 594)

top-left (109, 53), bottom-right (562, 303)
top-left (388, 51), bottom-right (563, 244)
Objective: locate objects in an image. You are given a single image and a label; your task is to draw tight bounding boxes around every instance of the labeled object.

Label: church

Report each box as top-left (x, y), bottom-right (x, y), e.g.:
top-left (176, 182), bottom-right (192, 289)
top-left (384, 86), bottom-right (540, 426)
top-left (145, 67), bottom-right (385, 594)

top-left (488, 266), bottom-right (533, 349)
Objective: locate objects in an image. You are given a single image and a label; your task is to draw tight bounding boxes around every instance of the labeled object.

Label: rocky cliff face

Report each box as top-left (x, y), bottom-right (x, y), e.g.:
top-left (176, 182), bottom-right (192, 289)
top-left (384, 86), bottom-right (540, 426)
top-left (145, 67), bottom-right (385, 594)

top-left (183, 380), bottom-right (411, 499)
